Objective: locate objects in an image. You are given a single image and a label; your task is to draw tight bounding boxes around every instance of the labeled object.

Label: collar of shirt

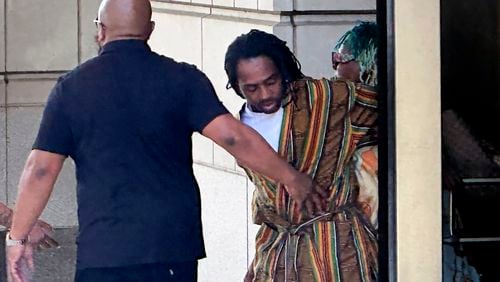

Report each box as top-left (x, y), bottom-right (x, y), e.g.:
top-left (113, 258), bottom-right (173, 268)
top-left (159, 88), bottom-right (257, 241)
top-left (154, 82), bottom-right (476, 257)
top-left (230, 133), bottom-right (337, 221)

top-left (99, 39), bottom-right (151, 56)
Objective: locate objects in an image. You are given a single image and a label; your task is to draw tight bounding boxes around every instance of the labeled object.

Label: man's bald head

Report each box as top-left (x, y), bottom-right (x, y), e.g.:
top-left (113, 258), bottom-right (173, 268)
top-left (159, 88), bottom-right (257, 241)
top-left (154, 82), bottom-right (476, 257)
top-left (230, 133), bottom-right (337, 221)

top-left (96, 0), bottom-right (154, 45)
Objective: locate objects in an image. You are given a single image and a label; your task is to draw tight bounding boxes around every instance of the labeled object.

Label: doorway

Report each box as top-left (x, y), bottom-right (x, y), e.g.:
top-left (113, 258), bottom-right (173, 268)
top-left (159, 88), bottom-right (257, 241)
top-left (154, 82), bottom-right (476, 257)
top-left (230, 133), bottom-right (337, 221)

top-left (441, 1), bottom-right (500, 281)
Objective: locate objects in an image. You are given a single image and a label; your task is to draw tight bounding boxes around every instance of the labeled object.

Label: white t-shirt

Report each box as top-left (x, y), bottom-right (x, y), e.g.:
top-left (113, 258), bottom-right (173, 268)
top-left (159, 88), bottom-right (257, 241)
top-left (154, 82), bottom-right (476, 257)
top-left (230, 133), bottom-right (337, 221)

top-left (240, 104), bottom-right (283, 152)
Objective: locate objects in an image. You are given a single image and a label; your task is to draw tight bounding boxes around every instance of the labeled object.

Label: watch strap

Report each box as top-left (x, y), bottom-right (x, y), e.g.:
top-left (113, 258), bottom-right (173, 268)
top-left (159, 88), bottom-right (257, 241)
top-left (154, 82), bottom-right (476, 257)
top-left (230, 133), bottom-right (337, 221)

top-left (5, 232), bottom-right (27, 247)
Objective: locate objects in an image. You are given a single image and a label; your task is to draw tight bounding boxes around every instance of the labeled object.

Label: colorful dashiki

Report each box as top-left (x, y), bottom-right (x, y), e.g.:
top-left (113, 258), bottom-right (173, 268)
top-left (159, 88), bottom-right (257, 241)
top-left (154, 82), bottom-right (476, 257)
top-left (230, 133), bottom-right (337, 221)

top-left (242, 78), bottom-right (378, 282)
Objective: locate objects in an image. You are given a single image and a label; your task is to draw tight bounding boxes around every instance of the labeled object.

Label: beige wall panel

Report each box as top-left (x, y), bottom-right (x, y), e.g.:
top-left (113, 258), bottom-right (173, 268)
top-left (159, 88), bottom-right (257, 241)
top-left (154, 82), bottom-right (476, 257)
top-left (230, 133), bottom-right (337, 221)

top-left (6, 76), bottom-right (59, 106)
top-left (0, 1), bottom-right (5, 72)
top-left (194, 164), bottom-right (250, 281)
top-left (294, 0), bottom-right (376, 11)
top-left (6, 107), bottom-right (77, 227)
top-left (247, 181), bottom-right (260, 263)
top-left (235, 0), bottom-right (258, 9)
top-left (293, 15), bottom-right (375, 79)
top-left (395, 0), bottom-right (441, 281)
top-left (257, 0), bottom-right (273, 10)
top-left (202, 17), bottom-right (273, 170)
top-left (212, 0), bottom-right (234, 7)
top-left (0, 77), bottom-right (4, 106)
top-left (273, 0), bottom-right (293, 11)
top-left (6, 0), bottom-right (78, 71)
top-left (79, 0), bottom-right (102, 63)
top-left (192, 0), bottom-right (213, 4)
top-left (0, 79), bottom-right (6, 203)
top-left (213, 144), bottom-right (236, 171)
top-left (0, 107), bottom-right (5, 204)
top-left (150, 12), bottom-right (203, 67)
top-left (192, 132), bottom-right (214, 165)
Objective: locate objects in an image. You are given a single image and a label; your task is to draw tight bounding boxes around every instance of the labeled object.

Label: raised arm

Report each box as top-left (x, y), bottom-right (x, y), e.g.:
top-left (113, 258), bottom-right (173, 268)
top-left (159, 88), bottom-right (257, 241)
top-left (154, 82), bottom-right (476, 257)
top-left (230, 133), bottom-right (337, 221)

top-left (202, 113), bottom-right (325, 211)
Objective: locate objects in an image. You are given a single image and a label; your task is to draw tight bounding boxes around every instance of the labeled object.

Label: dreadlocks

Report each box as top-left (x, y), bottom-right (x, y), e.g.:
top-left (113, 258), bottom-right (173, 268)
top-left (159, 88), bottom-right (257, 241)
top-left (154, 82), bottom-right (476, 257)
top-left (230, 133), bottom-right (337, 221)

top-left (224, 29), bottom-right (304, 98)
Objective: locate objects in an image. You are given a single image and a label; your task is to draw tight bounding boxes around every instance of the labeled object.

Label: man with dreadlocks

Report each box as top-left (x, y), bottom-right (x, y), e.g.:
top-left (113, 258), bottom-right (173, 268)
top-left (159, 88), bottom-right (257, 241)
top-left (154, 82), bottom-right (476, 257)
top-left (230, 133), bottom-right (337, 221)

top-left (224, 29), bottom-right (378, 281)
top-left (333, 22), bottom-right (379, 229)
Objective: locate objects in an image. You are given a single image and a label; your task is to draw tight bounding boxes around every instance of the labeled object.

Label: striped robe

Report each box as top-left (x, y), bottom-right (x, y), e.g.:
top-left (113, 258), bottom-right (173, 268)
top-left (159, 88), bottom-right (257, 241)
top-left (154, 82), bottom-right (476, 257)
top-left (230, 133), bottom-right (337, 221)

top-left (243, 78), bottom-right (378, 282)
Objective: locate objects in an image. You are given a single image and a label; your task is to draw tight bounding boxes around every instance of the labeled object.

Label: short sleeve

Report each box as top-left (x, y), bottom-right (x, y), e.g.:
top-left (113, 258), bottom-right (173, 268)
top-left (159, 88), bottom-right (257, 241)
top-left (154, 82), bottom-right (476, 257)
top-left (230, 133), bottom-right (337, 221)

top-left (186, 69), bottom-right (229, 132)
top-left (33, 80), bottom-right (74, 156)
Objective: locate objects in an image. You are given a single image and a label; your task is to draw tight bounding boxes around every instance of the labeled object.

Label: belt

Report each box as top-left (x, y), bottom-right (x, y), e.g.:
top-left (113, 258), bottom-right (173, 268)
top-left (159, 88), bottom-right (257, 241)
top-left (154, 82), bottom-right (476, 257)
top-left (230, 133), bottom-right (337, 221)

top-left (261, 205), bottom-right (353, 282)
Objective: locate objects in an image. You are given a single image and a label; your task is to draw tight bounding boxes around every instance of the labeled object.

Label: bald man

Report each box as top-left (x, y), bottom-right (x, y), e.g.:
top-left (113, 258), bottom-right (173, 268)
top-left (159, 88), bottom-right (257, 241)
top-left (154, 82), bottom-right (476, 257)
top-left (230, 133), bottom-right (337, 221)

top-left (6, 1), bottom-right (325, 281)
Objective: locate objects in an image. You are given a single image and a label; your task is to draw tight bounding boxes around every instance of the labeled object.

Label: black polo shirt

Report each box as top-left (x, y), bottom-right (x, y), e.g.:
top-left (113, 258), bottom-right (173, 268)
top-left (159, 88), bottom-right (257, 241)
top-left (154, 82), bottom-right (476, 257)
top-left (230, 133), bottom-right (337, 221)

top-left (33, 40), bottom-right (228, 269)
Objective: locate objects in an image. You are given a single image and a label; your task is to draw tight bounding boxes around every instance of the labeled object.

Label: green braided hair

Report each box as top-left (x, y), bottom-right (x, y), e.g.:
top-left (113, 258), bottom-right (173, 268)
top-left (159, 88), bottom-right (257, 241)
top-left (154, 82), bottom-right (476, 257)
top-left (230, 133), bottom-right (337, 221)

top-left (333, 21), bottom-right (378, 86)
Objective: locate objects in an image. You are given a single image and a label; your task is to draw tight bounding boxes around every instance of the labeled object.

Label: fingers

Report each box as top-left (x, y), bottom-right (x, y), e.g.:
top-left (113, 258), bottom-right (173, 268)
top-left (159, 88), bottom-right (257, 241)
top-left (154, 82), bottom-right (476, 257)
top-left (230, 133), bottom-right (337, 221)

top-left (314, 182), bottom-right (329, 199)
top-left (29, 222), bottom-right (58, 249)
top-left (10, 267), bottom-right (23, 282)
top-left (303, 193), bottom-right (327, 217)
top-left (37, 239), bottom-right (58, 250)
top-left (310, 193), bottom-right (326, 213)
top-left (36, 236), bottom-right (59, 250)
top-left (304, 199), bottom-right (314, 216)
top-left (36, 220), bottom-right (53, 231)
top-left (44, 237), bottom-right (60, 248)
top-left (24, 245), bottom-right (35, 272)
top-left (7, 253), bottom-right (28, 282)
top-left (244, 270), bottom-right (255, 282)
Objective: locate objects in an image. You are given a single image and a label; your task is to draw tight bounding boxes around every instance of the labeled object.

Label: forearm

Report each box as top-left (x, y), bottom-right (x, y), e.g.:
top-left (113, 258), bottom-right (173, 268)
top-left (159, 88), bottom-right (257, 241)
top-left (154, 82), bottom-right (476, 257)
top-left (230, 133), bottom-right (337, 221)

top-left (209, 116), bottom-right (299, 186)
top-left (203, 114), bottom-right (323, 210)
top-left (231, 127), bottom-right (298, 185)
top-left (10, 151), bottom-right (62, 240)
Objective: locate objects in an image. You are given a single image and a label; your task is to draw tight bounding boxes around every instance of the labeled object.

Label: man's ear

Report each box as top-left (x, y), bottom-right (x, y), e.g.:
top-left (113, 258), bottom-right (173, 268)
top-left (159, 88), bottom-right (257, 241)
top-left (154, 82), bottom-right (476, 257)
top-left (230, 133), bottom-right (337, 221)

top-left (96, 27), bottom-right (106, 45)
top-left (145, 21), bottom-right (155, 40)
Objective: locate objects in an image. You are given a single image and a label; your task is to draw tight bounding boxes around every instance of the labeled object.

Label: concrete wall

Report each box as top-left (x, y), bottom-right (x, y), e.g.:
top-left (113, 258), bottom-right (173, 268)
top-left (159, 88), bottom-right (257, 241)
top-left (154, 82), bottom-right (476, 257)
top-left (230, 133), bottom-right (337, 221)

top-left (394, 0), bottom-right (442, 280)
top-left (0, 0), bottom-right (376, 281)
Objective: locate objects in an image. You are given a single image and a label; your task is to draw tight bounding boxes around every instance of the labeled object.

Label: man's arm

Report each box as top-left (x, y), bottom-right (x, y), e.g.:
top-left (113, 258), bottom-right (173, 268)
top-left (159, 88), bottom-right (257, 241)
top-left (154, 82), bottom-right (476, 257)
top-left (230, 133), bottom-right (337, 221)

top-left (350, 83), bottom-right (378, 138)
top-left (202, 113), bottom-right (325, 211)
top-left (9, 150), bottom-right (65, 240)
top-left (7, 150), bottom-right (65, 282)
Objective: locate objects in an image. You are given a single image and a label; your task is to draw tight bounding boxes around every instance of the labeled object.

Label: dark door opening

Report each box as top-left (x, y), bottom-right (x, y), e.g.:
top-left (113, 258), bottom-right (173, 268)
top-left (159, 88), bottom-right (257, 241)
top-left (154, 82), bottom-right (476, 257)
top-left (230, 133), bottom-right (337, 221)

top-left (441, 1), bottom-right (500, 281)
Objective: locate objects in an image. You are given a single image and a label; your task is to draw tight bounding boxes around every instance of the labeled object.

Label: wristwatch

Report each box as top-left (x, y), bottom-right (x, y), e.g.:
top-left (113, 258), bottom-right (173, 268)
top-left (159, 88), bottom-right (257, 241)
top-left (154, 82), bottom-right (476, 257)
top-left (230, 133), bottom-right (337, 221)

top-left (5, 232), bottom-right (27, 247)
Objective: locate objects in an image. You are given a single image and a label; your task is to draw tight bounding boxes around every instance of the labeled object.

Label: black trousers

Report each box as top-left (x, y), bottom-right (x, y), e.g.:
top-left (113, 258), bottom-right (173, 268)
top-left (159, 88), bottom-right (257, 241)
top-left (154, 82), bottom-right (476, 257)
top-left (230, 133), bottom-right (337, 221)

top-left (75, 261), bottom-right (198, 282)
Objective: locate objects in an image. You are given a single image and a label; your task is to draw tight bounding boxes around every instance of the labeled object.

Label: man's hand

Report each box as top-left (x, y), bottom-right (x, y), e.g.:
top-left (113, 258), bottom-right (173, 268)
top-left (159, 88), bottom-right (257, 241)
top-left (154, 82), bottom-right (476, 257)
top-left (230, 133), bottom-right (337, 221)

top-left (28, 220), bottom-right (59, 250)
top-left (7, 244), bottom-right (34, 282)
top-left (244, 267), bottom-right (254, 282)
top-left (244, 259), bottom-right (255, 282)
top-left (285, 172), bottom-right (328, 216)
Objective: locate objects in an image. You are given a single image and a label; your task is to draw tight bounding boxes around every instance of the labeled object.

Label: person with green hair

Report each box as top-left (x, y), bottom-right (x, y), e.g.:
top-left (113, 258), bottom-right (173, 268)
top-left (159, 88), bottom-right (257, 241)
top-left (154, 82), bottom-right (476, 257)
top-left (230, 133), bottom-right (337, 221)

top-left (332, 21), bottom-right (380, 229)
top-left (332, 21), bottom-right (378, 87)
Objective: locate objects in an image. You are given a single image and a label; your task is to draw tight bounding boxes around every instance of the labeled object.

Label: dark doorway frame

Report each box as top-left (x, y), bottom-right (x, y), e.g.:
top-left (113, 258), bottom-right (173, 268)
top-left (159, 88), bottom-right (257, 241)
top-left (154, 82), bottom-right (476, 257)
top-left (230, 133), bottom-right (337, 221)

top-left (376, 0), bottom-right (397, 281)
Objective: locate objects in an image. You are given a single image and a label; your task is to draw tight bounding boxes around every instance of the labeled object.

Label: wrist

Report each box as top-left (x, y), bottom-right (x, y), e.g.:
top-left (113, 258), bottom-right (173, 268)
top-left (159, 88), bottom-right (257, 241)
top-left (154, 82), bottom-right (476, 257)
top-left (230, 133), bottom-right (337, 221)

top-left (6, 231), bottom-right (28, 247)
top-left (281, 165), bottom-right (300, 186)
